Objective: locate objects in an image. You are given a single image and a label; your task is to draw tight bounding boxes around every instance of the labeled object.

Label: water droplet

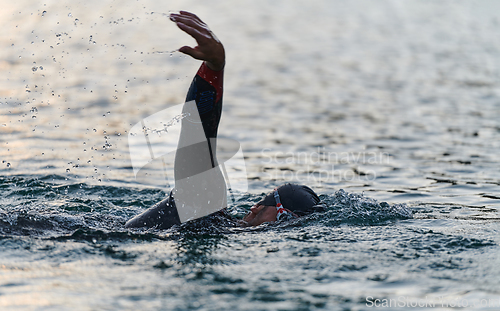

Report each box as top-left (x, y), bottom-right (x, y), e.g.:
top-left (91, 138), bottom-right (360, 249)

top-left (42, 11), bottom-right (47, 17)
top-left (68, 13), bottom-right (72, 17)
top-left (6, 163), bottom-right (11, 168)
top-left (66, 168), bottom-right (70, 172)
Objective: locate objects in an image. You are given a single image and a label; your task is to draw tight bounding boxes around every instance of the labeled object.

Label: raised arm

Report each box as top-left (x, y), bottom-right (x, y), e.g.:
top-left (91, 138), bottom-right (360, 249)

top-left (172, 11), bottom-right (224, 141)
top-left (171, 11), bottom-right (227, 222)
top-left (125, 12), bottom-right (227, 229)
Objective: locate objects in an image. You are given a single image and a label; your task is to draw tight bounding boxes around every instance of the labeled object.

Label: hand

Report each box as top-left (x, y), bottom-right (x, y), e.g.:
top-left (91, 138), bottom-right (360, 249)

top-left (170, 11), bottom-right (225, 71)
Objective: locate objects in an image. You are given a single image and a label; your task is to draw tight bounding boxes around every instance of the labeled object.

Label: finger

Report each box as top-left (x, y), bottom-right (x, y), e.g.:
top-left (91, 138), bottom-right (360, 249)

top-left (178, 11), bottom-right (207, 27)
top-left (175, 21), bottom-right (208, 43)
top-left (179, 10), bottom-right (203, 23)
top-left (178, 46), bottom-right (204, 60)
top-left (169, 13), bottom-right (204, 28)
top-left (170, 14), bottom-right (206, 31)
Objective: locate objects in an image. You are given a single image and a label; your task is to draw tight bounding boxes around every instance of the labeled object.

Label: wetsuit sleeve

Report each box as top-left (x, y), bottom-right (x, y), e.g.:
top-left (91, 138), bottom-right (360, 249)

top-left (125, 62), bottom-right (226, 230)
top-left (185, 62), bottom-right (224, 139)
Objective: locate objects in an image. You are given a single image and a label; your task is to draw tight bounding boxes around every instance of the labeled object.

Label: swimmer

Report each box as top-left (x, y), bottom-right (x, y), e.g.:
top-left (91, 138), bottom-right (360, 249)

top-left (125, 11), bottom-right (324, 229)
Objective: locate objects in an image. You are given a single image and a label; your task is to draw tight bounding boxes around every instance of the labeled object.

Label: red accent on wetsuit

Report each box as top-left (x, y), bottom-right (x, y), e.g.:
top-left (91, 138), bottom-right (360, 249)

top-left (196, 62), bottom-right (224, 103)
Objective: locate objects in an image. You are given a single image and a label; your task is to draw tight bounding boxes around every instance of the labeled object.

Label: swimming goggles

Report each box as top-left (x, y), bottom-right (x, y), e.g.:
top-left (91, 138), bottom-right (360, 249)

top-left (274, 190), bottom-right (292, 221)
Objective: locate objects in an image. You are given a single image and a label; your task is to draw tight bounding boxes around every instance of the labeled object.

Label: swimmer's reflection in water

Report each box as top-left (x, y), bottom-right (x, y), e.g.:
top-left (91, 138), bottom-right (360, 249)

top-left (125, 11), bottom-right (324, 230)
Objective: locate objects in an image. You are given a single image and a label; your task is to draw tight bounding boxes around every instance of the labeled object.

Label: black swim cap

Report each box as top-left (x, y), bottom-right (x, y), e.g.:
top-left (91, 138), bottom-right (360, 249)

top-left (257, 183), bottom-right (323, 216)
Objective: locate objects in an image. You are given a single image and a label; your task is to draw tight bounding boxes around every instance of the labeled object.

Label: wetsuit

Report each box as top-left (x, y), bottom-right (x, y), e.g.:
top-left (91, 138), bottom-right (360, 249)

top-left (125, 62), bottom-right (225, 229)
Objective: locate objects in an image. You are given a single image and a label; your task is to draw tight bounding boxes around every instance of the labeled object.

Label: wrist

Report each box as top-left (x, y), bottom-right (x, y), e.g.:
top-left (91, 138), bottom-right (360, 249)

top-left (206, 46), bottom-right (225, 71)
top-left (205, 60), bottom-right (225, 71)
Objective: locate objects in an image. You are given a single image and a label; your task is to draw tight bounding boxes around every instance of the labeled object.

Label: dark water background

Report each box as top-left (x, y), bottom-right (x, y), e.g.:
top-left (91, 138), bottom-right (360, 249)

top-left (1, 0), bottom-right (499, 310)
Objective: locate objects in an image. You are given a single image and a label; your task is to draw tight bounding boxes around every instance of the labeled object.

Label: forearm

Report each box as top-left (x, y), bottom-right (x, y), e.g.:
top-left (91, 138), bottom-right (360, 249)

top-left (185, 62), bottom-right (224, 139)
top-left (170, 11), bottom-right (225, 139)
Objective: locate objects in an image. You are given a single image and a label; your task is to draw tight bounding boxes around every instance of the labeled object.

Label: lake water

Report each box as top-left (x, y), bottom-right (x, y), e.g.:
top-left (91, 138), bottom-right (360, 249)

top-left (1, 0), bottom-right (499, 310)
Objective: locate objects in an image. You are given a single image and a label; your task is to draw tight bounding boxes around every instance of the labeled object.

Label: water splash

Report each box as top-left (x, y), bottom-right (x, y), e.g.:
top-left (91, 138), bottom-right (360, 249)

top-left (318, 189), bottom-right (413, 225)
top-left (151, 49), bottom-right (178, 55)
top-left (141, 112), bottom-right (190, 136)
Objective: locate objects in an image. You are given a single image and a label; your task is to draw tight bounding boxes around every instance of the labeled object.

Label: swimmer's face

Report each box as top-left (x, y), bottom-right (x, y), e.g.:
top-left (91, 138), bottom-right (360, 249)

top-left (242, 204), bottom-right (277, 226)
